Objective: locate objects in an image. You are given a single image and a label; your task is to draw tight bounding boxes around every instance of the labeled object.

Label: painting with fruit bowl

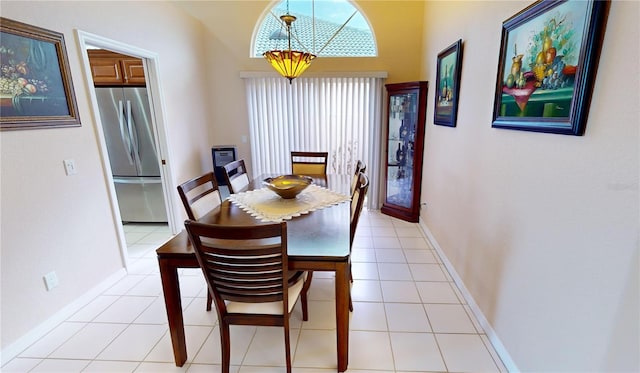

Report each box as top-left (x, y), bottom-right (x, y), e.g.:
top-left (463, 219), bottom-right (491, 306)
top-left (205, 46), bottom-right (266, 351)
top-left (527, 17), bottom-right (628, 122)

top-left (491, 0), bottom-right (609, 136)
top-left (0, 17), bottom-right (80, 130)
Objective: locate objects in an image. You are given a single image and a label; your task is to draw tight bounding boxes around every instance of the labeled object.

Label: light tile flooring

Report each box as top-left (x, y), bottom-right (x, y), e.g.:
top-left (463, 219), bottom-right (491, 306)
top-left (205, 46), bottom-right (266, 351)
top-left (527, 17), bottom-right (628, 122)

top-left (3, 210), bottom-right (508, 373)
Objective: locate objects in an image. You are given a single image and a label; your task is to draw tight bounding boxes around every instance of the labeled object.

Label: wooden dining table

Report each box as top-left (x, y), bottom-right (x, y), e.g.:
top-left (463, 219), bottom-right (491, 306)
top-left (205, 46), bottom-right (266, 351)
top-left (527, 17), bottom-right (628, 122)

top-left (156, 174), bottom-right (352, 372)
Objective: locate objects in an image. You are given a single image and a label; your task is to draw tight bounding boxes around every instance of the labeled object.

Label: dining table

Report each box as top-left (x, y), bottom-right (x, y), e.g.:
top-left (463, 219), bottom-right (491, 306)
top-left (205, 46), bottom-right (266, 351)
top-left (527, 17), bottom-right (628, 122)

top-left (156, 173), bottom-right (352, 372)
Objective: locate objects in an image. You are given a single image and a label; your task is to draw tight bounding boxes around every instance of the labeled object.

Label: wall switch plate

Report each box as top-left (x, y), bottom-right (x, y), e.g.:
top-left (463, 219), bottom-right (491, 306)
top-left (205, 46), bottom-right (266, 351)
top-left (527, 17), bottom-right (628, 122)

top-left (63, 159), bottom-right (77, 175)
top-left (43, 271), bottom-right (59, 291)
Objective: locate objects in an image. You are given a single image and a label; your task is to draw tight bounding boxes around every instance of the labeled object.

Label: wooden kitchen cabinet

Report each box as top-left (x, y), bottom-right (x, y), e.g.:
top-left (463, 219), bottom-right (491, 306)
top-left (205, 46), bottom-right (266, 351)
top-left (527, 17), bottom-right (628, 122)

top-left (88, 49), bottom-right (145, 86)
top-left (381, 81), bottom-right (428, 222)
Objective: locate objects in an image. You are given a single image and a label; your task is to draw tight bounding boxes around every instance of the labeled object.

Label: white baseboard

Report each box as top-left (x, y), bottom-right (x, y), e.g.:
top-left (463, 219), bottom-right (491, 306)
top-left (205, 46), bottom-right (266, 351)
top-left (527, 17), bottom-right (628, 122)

top-left (418, 218), bottom-right (520, 373)
top-left (1, 268), bottom-right (127, 365)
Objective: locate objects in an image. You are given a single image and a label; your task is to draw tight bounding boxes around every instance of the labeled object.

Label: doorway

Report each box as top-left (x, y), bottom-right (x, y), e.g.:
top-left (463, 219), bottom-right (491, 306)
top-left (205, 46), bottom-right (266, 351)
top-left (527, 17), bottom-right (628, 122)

top-left (76, 30), bottom-right (177, 267)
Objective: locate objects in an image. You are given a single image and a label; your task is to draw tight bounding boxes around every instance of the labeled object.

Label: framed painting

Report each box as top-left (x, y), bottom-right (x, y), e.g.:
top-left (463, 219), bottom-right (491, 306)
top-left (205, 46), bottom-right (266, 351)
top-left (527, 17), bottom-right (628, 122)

top-left (491, 0), bottom-right (608, 136)
top-left (434, 39), bottom-right (463, 127)
top-left (0, 17), bottom-right (80, 130)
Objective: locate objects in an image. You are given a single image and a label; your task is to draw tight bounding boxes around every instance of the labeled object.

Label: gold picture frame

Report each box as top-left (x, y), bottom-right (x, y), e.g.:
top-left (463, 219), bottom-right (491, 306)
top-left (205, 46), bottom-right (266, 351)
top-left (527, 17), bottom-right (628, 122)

top-left (491, 0), bottom-right (608, 136)
top-left (0, 17), bottom-right (80, 130)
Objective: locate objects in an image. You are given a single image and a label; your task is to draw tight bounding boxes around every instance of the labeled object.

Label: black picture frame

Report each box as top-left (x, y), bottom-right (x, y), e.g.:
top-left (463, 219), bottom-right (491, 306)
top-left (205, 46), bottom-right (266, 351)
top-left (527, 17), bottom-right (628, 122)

top-left (434, 39), bottom-right (463, 127)
top-left (0, 17), bottom-right (80, 130)
top-left (491, 0), bottom-right (608, 136)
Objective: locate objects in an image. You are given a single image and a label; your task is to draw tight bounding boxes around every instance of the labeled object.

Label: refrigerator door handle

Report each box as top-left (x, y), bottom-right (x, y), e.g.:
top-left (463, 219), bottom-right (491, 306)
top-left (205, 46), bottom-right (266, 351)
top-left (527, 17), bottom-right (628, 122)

top-left (126, 100), bottom-right (142, 175)
top-left (118, 100), bottom-right (135, 166)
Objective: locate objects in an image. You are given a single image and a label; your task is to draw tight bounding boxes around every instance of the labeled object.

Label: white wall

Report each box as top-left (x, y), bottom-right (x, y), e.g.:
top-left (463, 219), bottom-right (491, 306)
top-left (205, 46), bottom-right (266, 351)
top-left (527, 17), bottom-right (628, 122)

top-left (1, 1), bottom-right (213, 350)
top-left (420, 1), bottom-right (639, 371)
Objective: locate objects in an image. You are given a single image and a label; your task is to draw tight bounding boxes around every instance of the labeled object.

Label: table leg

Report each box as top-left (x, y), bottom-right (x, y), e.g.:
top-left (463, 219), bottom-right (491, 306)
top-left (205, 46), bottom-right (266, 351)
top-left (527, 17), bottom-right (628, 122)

top-left (335, 260), bottom-right (350, 372)
top-left (158, 258), bottom-right (187, 366)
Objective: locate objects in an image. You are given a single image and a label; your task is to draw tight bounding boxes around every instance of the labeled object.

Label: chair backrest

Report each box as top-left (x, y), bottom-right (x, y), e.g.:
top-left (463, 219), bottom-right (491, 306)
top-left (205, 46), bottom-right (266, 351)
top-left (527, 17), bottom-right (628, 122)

top-left (177, 172), bottom-right (222, 220)
top-left (184, 220), bottom-right (291, 313)
top-left (291, 151), bottom-right (328, 175)
top-left (350, 172), bottom-right (369, 246)
top-left (350, 160), bottom-right (367, 196)
top-left (223, 159), bottom-right (250, 194)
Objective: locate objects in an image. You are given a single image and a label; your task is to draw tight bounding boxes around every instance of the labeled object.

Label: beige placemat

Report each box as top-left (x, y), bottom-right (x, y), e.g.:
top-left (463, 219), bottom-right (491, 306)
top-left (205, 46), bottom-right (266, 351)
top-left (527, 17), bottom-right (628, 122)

top-left (228, 184), bottom-right (350, 222)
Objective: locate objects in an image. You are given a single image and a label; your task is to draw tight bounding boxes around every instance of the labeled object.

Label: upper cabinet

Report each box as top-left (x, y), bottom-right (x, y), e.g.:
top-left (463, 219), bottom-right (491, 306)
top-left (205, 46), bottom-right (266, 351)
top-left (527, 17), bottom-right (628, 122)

top-left (381, 81), bottom-right (428, 222)
top-left (88, 50), bottom-right (145, 86)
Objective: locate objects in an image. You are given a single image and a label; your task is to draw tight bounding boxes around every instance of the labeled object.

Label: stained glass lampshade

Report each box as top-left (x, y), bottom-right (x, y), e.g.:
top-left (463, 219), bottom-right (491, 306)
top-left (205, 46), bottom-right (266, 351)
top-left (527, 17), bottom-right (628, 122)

top-left (263, 14), bottom-right (316, 83)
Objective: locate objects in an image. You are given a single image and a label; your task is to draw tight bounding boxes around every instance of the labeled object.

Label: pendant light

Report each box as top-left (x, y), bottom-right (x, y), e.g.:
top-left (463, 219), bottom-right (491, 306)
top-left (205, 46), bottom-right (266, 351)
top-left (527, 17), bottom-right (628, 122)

top-left (263, 1), bottom-right (316, 84)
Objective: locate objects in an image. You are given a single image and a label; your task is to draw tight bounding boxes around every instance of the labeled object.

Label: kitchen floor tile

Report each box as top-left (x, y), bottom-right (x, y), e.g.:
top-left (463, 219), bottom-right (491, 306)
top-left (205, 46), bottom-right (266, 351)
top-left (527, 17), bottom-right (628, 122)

top-left (409, 263), bottom-right (448, 282)
top-left (293, 329), bottom-right (337, 369)
top-left (302, 300), bottom-right (336, 330)
top-left (1, 358), bottom-right (42, 372)
top-left (380, 280), bottom-right (421, 303)
top-left (19, 321), bottom-right (86, 358)
top-left (351, 247), bottom-right (376, 263)
top-left (436, 333), bottom-right (500, 372)
top-left (192, 325), bottom-right (256, 365)
top-left (384, 303), bottom-right (432, 332)
top-left (403, 249), bottom-right (439, 264)
top-left (377, 262), bottom-right (413, 281)
top-left (82, 360), bottom-right (141, 372)
top-left (349, 302), bottom-right (388, 331)
top-left (416, 281), bottom-right (461, 304)
top-left (92, 295), bottom-right (155, 323)
top-left (242, 326), bottom-right (300, 367)
top-left (97, 324), bottom-right (167, 361)
top-left (146, 325), bottom-right (212, 363)
top-left (351, 261), bottom-right (379, 280)
top-left (347, 331), bottom-right (394, 371)
top-left (350, 279), bottom-right (383, 302)
top-left (375, 248), bottom-right (407, 263)
top-left (399, 236), bottom-right (431, 249)
top-left (49, 323), bottom-right (127, 359)
top-left (29, 358), bottom-right (90, 372)
top-left (425, 304), bottom-right (477, 334)
top-left (390, 332), bottom-right (446, 371)
top-left (372, 236), bottom-right (402, 249)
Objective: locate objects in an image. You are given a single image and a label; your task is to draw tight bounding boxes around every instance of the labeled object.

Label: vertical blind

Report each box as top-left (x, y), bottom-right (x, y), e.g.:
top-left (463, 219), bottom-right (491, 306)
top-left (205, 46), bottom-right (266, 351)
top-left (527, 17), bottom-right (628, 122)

top-left (244, 74), bottom-right (385, 209)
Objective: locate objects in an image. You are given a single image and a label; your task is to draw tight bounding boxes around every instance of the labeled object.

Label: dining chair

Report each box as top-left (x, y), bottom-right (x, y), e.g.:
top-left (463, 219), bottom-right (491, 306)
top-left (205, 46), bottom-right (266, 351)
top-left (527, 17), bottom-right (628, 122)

top-left (223, 159), bottom-right (250, 194)
top-left (184, 220), bottom-right (309, 373)
top-left (291, 151), bottom-right (328, 175)
top-left (350, 160), bottom-right (367, 196)
top-left (349, 171), bottom-right (369, 311)
top-left (177, 171), bottom-right (222, 311)
top-left (177, 172), bottom-right (222, 220)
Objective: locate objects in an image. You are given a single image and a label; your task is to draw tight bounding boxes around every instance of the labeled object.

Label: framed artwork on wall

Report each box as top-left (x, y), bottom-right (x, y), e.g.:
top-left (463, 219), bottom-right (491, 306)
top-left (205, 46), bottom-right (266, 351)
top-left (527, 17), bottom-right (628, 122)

top-left (434, 39), bottom-right (463, 127)
top-left (491, 0), bottom-right (609, 136)
top-left (0, 17), bottom-right (80, 130)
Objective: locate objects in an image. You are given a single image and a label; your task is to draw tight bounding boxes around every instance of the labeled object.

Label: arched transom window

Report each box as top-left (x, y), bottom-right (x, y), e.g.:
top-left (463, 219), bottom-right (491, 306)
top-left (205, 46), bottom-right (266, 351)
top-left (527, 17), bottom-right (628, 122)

top-left (253, 0), bottom-right (377, 58)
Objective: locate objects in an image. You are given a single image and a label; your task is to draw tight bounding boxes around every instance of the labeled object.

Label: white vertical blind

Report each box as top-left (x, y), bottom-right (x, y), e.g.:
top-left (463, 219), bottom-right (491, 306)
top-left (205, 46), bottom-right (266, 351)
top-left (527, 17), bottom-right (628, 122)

top-left (244, 74), bottom-right (385, 209)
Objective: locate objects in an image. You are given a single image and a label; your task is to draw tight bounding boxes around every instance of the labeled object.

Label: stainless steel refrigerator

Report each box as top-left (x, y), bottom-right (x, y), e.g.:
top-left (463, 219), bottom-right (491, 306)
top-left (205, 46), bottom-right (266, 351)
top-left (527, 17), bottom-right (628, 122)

top-left (96, 87), bottom-right (168, 223)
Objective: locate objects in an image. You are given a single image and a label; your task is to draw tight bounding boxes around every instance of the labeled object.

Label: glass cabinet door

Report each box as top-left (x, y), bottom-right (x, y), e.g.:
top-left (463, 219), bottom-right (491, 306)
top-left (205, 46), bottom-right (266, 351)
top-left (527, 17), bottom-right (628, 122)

top-left (381, 81), bottom-right (428, 222)
top-left (386, 92), bottom-right (417, 208)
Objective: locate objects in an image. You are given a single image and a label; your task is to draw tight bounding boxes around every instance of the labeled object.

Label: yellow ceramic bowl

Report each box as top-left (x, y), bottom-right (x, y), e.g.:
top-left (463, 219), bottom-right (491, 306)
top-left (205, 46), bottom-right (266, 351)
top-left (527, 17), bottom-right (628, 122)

top-left (263, 175), bottom-right (313, 199)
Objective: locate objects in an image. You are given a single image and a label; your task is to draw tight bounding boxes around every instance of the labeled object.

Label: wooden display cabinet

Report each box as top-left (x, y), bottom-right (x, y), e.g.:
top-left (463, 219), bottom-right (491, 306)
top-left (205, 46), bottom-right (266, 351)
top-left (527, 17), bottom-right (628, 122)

top-left (88, 49), bottom-right (145, 86)
top-left (381, 81), bottom-right (428, 222)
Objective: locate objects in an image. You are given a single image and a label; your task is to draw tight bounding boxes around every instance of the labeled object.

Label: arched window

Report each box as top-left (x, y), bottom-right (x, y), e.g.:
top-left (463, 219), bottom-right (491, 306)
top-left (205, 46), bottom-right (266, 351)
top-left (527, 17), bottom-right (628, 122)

top-left (252, 0), bottom-right (377, 58)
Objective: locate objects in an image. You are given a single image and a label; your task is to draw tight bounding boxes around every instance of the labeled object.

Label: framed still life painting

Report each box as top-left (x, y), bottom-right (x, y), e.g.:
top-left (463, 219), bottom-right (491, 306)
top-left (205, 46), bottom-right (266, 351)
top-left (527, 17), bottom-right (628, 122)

top-left (434, 39), bottom-right (463, 127)
top-left (0, 17), bottom-right (80, 130)
top-left (491, 0), bottom-right (608, 136)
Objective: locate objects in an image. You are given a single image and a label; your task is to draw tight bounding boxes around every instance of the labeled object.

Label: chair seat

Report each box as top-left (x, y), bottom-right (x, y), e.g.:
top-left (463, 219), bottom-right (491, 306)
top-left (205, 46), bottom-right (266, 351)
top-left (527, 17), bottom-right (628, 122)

top-left (225, 271), bottom-right (307, 315)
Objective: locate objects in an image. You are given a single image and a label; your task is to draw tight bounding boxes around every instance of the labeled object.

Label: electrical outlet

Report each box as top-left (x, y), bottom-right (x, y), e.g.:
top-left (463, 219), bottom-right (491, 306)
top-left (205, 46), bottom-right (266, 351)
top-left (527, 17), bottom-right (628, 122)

top-left (63, 159), bottom-right (77, 175)
top-left (43, 271), bottom-right (59, 291)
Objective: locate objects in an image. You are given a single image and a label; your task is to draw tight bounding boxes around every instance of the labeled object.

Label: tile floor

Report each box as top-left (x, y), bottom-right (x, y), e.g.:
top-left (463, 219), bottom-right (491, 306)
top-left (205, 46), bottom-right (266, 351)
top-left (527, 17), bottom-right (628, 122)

top-left (2, 210), bottom-right (508, 373)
